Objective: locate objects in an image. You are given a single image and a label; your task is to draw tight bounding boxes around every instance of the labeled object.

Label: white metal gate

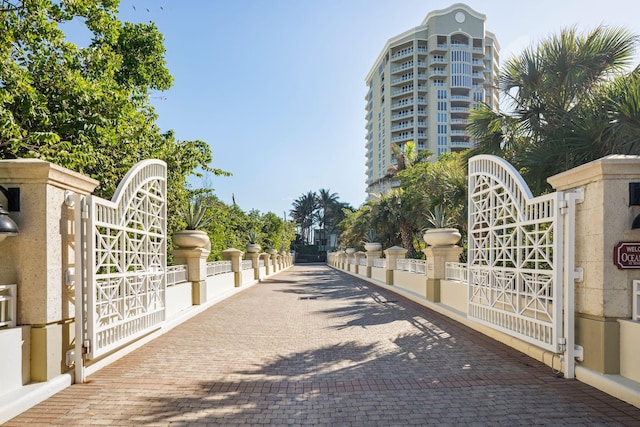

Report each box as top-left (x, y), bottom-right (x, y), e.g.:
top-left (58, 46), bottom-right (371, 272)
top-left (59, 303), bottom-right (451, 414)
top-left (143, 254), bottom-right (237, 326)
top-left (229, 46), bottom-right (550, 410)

top-left (73, 160), bottom-right (167, 368)
top-left (468, 155), bottom-right (575, 356)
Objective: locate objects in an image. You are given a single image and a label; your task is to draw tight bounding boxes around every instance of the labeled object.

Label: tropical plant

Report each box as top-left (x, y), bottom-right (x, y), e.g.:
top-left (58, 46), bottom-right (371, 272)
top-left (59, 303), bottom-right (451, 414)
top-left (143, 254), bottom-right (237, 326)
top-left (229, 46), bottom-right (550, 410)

top-left (181, 197), bottom-right (212, 230)
top-left (290, 191), bottom-right (318, 244)
top-left (316, 188), bottom-right (339, 232)
top-left (364, 229), bottom-right (377, 243)
top-left (424, 206), bottom-right (455, 229)
top-left (468, 26), bottom-right (640, 194)
top-left (369, 189), bottom-right (423, 258)
top-left (246, 229), bottom-right (260, 245)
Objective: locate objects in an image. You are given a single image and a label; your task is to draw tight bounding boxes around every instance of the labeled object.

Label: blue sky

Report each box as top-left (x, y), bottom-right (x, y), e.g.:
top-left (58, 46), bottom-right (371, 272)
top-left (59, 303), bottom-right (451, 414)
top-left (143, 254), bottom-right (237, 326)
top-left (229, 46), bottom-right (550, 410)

top-left (111, 0), bottom-right (640, 216)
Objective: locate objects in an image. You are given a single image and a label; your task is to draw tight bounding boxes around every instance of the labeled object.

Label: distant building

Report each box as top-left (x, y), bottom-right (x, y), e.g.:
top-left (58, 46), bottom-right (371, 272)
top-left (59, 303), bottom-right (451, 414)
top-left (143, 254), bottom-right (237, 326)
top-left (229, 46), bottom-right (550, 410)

top-left (364, 3), bottom-right (499, 195)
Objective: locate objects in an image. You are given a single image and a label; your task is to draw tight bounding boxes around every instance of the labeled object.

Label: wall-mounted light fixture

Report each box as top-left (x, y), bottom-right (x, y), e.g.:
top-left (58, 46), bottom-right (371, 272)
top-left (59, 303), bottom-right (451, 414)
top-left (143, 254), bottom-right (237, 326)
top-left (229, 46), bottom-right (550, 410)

top-left (0, 185), bottom-right (20, 241)
top-left (630, 183), bottom-right (640, 229)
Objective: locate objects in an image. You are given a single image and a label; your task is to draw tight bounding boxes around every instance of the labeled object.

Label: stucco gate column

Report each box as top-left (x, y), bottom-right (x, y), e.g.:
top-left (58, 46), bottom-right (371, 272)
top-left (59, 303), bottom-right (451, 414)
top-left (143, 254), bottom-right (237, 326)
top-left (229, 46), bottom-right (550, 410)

top-left (0, 159), bottom-right (98, 382)
top-left (384, 246), bottom-right (407, 286)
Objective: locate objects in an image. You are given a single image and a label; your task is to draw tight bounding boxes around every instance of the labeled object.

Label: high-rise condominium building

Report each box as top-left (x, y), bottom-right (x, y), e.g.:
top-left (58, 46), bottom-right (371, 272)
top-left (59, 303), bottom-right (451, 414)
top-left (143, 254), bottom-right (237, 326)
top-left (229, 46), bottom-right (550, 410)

top-left (364, 3), bottom-right (499, 195)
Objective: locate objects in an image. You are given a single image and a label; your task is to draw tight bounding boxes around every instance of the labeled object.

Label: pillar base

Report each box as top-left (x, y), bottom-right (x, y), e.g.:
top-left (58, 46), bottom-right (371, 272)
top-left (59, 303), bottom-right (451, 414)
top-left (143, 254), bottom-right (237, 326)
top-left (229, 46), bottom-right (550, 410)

top-left (576, 314), bottom-right (620, 374)
top-left (426, 278), bottom-right (440, 302)
top-left (31, 322), bottom-right (73, 382)
top-left (192, 280), bottom-right (207, 305)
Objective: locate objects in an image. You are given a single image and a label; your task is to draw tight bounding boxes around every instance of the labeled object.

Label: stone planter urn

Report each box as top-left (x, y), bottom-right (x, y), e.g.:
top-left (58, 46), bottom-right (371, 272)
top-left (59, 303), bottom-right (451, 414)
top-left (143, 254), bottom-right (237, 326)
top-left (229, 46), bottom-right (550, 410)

top-left (364, 242), bottom-right (382, 252)
top-left (173, 230), bottom-right (210, 249)
top-left (245, 243), bottom-right (261, 253)
top-left (423, 228), bottom-right (461, 247)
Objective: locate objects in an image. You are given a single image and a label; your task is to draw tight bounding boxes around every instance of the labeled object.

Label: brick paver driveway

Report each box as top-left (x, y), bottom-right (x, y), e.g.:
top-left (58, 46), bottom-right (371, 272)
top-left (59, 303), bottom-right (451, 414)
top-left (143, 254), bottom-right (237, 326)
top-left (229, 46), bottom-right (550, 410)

top-left (6, 265), bottom-right (640, 426)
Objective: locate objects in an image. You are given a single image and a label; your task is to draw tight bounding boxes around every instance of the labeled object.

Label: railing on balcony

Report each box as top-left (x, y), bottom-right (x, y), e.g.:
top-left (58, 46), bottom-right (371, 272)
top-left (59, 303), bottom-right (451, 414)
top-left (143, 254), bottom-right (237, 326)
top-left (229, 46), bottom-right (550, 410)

top-left (391, 47), bottom-right (413, 59)
top-left (396, 259), bottom-right (427, 275)
top-left (373, 258), bottom-right (386, 268)
top-left (166, 265), bottom-right (188, 287)
top-left (207, 261), bottom-right (232, 276)
top-left (445, 262), bottom-right (468, 283)
top-left (0, 284), bottom-right (17, 329)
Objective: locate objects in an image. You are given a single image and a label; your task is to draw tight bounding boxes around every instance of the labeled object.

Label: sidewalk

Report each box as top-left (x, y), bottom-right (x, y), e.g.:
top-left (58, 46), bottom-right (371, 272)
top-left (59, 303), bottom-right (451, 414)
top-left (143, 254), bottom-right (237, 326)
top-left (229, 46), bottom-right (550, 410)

top-left (5, 265), bottom-right (640, 426)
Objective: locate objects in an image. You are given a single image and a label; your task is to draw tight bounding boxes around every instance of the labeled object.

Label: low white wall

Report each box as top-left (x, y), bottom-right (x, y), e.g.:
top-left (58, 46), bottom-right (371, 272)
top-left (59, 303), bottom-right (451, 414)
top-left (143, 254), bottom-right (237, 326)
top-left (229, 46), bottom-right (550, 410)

top-left (241, 270), bottom-right (255, 285)
top-left (166, 281), bottom-right (192, 319)
top-left (441, 279), bottom-right (468, 314)
top-left (0, 326), bottom-right (30, 396)
top-left (394, 270), bottom-right (426, 298)
top-left (619, 320), bottom-right (640, 383)
top-left (259, 266), bottom-right (266, 279)
top-left (371, 267), bottom-right (386, 283)
top-left (206, 273), bottom-right (236, 300)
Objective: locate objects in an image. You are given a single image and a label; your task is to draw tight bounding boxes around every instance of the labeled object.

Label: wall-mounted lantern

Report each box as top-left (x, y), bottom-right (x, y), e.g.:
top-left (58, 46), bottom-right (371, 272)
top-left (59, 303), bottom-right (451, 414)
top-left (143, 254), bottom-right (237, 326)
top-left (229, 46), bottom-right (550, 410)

top-left (0, 185), bottom-right (20, 242)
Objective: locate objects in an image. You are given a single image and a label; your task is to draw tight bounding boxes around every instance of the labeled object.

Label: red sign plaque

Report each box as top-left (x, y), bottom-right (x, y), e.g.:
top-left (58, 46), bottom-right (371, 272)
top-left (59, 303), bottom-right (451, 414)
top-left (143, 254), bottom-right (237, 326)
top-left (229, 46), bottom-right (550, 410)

top-left (613, 242), bottom-right (640, 269)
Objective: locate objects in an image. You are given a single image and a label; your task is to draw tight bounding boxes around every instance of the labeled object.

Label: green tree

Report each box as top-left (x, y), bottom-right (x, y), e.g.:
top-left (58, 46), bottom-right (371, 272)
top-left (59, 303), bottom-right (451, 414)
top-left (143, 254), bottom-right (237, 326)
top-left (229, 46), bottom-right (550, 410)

top-left (316, 188), bottom-right (339, 232)
top-left (468, 26), bottom-right (640, 194)
top-left (0, 0), bottom-right (229, 246)
top-left (398, 152), bottom-right (468, 235)
top-left (290, 191), bottom-right (318, 244)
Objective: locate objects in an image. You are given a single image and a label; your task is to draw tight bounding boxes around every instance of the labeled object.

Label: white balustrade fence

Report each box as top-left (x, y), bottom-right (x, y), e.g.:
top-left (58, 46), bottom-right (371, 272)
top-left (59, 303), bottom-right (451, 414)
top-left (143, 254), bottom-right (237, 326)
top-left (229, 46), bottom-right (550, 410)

top-left (373, 258), bottom-right (386, 268)
top-left (241, 260), bottom-right (253, 270)
top-left (0, 284), bottom-right (17, 329)
top-left (445, 262), bottom-right (468, 283)
top-left (359, 258), bottom-right (367, 267)
top-left (396, 259), bottom-right (427, 275)
top-left (207, 261), bottom-right (232, 276)
top-left (166, 265), bottom-right (188, 287)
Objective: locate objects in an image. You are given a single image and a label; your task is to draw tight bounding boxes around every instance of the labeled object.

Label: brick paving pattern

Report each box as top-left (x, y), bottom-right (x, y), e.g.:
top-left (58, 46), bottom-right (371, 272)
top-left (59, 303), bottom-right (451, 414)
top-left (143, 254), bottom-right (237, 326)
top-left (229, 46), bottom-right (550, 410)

top-left (5, 265), bottom-right (640, 426)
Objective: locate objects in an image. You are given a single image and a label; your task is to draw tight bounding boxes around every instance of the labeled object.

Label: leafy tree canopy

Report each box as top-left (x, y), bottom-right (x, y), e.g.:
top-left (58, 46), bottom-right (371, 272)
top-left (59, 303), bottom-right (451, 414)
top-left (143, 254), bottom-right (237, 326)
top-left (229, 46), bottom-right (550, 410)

top-left (0, 0), bottom-right (229, 199)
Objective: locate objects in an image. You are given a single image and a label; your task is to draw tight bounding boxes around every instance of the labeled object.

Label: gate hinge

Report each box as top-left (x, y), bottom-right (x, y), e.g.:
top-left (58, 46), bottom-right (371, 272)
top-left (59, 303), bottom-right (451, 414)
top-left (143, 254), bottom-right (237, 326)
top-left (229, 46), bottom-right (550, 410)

top-left (574, 267), bottom-right (584, 282)
top-left (81, 204), bottom-right (89, 219)
top-left (574, 344), bottom-right (584, 362)
top-left (558, 337), bottom-right (567, 352)
top-left (83, 339), bottom-right (91, 355)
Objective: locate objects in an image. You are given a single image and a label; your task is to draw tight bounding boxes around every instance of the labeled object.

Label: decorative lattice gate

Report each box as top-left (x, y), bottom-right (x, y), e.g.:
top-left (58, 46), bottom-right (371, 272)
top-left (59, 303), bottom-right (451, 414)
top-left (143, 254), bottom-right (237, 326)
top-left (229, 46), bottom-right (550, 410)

top-left (467, 155), bottom-right (566, 353)
top-left (74, 160), bottom-right (167, 362)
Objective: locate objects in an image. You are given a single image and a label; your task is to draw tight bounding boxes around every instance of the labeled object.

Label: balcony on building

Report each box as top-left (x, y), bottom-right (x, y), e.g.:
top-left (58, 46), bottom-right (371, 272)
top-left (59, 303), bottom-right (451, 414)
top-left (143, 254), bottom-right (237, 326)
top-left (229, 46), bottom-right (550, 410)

top-left (391, 132), bottom-right (415, 142)
top-left (391, 73), bottom-right (414, 85)
top-left (391, 108), bottom-right (414, 120)
top-left (391, 86), bottom-right (414, 97)
top-left (391, 97), bottom-right (414, 110)
top-left (391, 61), bottom-right (414, 74)
top-left (430, 57), bottom-right (447, 65)
top-left (390, 46), bottom-right (414, 61)
top-left (451, 140), bottom-right (472, 151)
top-left (391, 121), bottom-right (414, 131)
top-left (431, 35), bottom-right (448, 52)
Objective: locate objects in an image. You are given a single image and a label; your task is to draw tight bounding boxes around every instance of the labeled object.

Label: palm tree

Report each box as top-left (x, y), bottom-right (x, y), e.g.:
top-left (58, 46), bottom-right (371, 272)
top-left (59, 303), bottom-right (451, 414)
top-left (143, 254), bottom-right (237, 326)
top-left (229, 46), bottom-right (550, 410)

top-left (468, 26), bottom-right (639, 194)
top-left (369, 189), bottom-right (422, 258)
top-left (316, 188), bottom-right (339, 232)
top-left (290, 191), bottom-right (318, 244)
